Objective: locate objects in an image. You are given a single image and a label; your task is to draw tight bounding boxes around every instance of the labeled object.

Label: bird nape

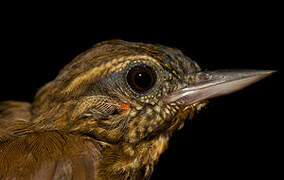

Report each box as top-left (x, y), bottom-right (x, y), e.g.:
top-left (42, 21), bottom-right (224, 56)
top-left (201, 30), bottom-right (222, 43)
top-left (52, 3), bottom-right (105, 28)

top-left (0, 40), bottom-right (273, 180)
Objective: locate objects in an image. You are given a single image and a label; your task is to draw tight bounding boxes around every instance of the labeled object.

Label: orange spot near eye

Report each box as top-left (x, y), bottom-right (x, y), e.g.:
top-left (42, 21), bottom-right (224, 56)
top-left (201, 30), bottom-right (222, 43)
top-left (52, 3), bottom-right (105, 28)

top-left (117, 101), bottom-right (131, 111)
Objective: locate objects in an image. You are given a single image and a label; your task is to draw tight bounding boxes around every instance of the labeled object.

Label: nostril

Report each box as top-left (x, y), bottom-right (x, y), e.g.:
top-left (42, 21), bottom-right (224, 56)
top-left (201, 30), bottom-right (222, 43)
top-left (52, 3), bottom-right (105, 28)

top-left (196, 72), bottom-right (211, 81)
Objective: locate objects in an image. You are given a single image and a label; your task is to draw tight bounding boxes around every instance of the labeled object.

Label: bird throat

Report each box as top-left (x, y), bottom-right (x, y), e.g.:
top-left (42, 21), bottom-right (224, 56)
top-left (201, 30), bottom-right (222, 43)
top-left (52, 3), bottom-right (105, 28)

top-left (97, 134), bottom-right (169, 180)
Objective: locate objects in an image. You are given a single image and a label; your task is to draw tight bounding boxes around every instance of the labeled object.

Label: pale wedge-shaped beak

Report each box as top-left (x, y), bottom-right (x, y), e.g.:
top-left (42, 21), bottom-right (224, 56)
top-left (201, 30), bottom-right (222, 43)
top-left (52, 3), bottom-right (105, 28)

top-left (164, 69), bottom-right (274, 105)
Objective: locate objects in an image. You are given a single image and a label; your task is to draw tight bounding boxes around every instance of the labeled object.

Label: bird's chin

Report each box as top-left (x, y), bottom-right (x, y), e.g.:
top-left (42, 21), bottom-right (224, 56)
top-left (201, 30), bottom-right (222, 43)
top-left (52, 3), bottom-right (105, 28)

top-left (166, 100), bottom-right (208, 133)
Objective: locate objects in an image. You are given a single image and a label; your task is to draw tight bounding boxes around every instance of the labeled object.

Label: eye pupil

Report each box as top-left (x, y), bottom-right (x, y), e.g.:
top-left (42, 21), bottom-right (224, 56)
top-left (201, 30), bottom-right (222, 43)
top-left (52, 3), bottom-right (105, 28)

top-left (134, 71), bottom-right (151, 88)
top-left (127, 65), bottom-right (156, 93)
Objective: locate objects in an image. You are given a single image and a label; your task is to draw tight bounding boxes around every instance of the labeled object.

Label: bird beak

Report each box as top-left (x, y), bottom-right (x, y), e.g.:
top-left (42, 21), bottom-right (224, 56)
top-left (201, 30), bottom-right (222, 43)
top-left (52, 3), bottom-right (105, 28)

top-left (164, 69), bottom-right (274, 106)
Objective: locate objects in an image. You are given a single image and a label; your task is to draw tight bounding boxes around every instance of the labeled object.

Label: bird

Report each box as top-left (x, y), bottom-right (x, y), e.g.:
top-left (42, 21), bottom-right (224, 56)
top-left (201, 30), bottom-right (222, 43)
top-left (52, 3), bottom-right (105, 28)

top-left (0, 40), bottom-right (273, 180)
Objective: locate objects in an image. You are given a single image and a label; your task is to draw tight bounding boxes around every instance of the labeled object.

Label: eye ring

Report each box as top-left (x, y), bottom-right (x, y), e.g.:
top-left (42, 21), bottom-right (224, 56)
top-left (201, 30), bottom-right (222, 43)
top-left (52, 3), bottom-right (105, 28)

top-left (126, 64), bottom-right (157, 93)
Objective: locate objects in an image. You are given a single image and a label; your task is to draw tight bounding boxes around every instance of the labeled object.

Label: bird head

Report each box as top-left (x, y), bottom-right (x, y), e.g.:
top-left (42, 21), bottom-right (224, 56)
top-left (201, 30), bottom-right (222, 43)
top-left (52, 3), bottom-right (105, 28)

top-left (31, 40), bottom-right (273, 145)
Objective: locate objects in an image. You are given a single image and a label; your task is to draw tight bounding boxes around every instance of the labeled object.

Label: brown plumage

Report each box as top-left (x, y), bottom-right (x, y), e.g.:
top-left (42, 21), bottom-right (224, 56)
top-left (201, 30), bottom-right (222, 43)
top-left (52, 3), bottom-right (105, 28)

top-left (0, 40), bottom-right (273, 179)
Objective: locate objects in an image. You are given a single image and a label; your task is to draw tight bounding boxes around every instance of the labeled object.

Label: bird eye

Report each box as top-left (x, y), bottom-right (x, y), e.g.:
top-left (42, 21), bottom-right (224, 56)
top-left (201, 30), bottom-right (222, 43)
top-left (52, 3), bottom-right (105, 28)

top-left (127, 65), bottom-right (157, 93)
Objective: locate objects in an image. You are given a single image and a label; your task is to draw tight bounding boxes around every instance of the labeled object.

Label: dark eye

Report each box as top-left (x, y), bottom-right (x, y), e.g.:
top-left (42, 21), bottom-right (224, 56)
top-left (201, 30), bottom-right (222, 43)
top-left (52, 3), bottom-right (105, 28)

top-left (127, 65), bottom-right (157, 93)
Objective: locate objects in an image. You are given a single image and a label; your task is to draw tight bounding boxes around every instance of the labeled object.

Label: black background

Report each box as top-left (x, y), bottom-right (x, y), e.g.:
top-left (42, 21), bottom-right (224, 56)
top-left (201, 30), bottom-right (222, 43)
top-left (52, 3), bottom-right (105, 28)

top-left (0, 2), bottom-right (282, 179)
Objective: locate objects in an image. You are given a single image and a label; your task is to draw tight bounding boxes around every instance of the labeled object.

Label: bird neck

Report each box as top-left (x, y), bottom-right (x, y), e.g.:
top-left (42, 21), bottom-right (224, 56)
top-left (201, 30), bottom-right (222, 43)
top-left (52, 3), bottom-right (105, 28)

top-left (97, 134), bottom-right (169, 180)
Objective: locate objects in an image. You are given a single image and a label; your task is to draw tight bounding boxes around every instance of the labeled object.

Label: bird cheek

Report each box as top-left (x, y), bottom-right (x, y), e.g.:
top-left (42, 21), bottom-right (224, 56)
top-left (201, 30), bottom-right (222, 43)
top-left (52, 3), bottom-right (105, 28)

top-left (124, 104), bottom-right (180, 143)
top-left (124, 113), bottom-right (162, 143)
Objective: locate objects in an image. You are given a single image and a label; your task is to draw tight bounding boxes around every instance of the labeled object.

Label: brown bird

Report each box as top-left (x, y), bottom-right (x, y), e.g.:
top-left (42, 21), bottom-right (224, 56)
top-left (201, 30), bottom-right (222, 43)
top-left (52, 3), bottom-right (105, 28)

top-left (0, 40), bottom-right (273, 180)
